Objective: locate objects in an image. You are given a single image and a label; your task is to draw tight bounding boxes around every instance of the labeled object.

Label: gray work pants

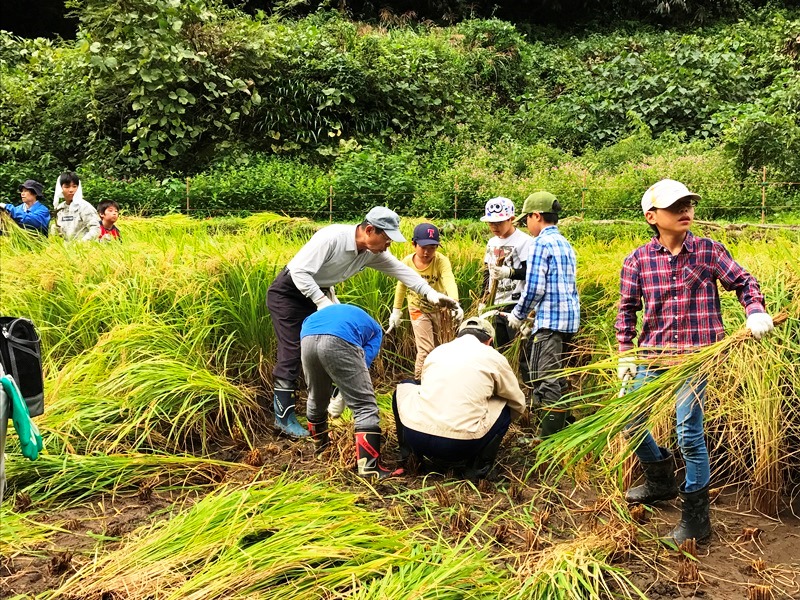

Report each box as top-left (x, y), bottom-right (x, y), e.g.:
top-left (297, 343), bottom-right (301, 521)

top-left (300, 334), bottom-right (380, 430)
top-left (528, 329), bottom-right (574, 407)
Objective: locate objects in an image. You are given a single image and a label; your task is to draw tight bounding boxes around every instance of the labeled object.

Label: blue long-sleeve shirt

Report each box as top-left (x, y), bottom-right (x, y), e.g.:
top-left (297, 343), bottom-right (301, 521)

top-left (511, 225), bottom-right (580, 334)
top-left (4, 201), bottom-right (50, 236)
top-left (300, 304), bottom-right (383, 368)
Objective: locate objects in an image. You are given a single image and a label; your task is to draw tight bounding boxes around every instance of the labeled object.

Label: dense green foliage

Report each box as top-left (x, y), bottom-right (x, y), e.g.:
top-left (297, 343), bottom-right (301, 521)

top-left (1, 2), bottom-right (800, 217)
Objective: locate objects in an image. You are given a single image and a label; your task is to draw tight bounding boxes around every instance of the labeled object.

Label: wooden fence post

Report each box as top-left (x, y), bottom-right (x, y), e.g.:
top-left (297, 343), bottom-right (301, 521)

top-left (185, 177), bottom-right (190, 214)
top-left (454, 175), bottom-right (459, 220)
top-left (581, 171), bottom-right (587, 218)
top-left (761, 166), bottom-right (767, 224)
top-left (329, 185), bottom-right (334, 223)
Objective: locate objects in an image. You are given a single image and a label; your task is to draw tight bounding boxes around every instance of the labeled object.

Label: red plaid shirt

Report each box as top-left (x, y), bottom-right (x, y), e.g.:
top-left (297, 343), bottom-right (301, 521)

top-left (616, 232), bottom-right (765, 352)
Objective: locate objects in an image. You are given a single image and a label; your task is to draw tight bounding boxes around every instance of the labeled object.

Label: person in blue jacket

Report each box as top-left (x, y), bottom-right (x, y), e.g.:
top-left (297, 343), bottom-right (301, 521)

top-left (0, 180), bottom-right (50, 237)
top-left (300, 303), bottom-right (403, 480)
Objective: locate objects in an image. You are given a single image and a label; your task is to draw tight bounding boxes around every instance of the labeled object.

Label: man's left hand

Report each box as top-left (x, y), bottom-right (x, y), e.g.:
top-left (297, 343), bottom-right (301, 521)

top-left (746, 312), bottom-right (774, 340)
top-left (489, 265), bottom-right (512, 280)
top-left (507, 312), bottom-right (524, 331)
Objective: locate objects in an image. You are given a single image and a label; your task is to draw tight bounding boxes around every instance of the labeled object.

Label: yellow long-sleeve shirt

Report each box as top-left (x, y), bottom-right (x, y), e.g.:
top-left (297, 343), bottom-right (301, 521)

top-left (393, 252), bottom-right (459, 313)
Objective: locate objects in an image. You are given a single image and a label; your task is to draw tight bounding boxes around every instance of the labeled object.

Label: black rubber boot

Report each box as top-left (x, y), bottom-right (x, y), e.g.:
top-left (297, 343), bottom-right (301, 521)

top-left (355, 429), bottom-right (403, 480)
top-left (307, 419), bottom-right (329, 454)
top-left (273, 385), bottom-right (309, 438)
top-left (669, 484), bottom-right (712, 545)
top-left (625, 448), bottom-right (679, 504)
top-left (465, 432), bottom-right (504, 480)
top-left (538, 408), bottom-right (569, 439)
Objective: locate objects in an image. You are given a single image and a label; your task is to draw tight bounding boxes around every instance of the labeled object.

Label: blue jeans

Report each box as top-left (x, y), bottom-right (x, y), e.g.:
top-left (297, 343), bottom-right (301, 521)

top-left (627, 367), bottom-right (709, 493)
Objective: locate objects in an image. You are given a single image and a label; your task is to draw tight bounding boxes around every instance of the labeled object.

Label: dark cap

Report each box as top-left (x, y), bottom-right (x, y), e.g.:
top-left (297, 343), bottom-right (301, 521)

top-left (412, 222), bottom-right (440, 246)
top-left (18, 179), bottom-right (44, 198)
top-left (514, 191), bottom-right (559, 225)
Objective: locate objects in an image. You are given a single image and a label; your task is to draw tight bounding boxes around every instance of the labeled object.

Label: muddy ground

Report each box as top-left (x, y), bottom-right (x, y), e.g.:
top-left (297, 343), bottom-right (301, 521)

top-left (3, 411), bottom-right (800, 599)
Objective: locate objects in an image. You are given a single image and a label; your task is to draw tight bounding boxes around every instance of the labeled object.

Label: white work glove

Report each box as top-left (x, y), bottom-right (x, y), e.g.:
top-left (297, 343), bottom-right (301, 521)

top-left (451, 304), bottom-right (464, 323)
top-left (519, 321), bottom-right (532, 340)
top-left (746, 312), bottom-right (774, 340)
top-left (507, 312), bottom-right (524, 332)
top-left (425, 290), bottom-right (458, 309)
top-left (0, 203), bottom-right (6, 210)
top-left (328, 387), bottom-right (345, 418)
top-left (387, 308), bottom-right (403, 333)
top-left (489, 265), bottom-right (513, 280)
top-left (617, 356), bottom-right (637, 381)
top-left (477, 302), bottom-right (487, 315)
top-left (326, 286), bottom-right (340, 304)
top-left (314, 296), bottom-right (334, 311)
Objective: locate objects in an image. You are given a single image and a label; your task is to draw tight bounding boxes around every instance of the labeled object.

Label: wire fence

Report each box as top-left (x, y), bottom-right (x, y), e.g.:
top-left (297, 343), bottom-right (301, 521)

top-left (98, 169), bottom-right (800, 224)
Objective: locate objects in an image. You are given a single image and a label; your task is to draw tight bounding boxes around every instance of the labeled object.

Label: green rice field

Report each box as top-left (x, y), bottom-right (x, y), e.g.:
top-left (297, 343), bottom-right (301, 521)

top-left (1, 213), bottom-right (799, 599)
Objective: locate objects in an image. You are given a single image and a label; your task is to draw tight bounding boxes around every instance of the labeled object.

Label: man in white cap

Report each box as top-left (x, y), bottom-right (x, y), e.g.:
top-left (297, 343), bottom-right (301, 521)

top-left (267, 206), bottom-right (458, 438)
top-left (393, 316), bottom-right (526, 479)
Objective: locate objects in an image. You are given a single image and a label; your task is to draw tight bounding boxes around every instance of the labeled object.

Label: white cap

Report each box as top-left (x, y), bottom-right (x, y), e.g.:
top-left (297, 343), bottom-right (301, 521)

top-left (641, 179), bottom-right (700, 213)
top-left (480, 197), bottom-right (516, 222)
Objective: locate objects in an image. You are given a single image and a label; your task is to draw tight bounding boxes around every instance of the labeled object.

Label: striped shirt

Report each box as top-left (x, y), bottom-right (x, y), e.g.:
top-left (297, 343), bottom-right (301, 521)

top-left (615, 232), bottom-right (765, 352)
top-left (511, 226), bottom-right (580, 334)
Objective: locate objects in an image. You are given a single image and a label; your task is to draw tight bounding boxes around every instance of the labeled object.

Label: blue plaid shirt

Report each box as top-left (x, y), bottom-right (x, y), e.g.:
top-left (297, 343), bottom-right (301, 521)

top-left (511, 226), bottom-right (580, 333)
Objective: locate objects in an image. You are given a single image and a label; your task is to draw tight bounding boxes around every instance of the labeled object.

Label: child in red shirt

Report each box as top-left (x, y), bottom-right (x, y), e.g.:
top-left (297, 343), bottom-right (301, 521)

top-left (98, 200), bottom-right (121, 241)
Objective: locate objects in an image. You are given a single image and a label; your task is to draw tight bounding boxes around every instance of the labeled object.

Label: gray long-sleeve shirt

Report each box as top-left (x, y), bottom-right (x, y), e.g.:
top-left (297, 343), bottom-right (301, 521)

top-left (286, 224), bottom-right (435, 304)
top-left (55, 198), bottom-right (100, 241)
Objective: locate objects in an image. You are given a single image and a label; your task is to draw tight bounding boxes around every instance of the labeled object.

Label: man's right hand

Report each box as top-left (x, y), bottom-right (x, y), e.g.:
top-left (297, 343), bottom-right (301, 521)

top-left (387, 308), bottom-right (403, 333)
top-left (0, 203), bottom-right (6, 210)
top-left (617, 356), bottom-right (637, 381)
top-left (425, 290), bottom-right (458, 309)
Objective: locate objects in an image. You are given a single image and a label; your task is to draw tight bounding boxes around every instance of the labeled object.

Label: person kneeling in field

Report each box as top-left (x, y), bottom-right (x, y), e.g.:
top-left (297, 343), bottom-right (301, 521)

top-left (389, 222), bottom-right (463, 381)
top-left (301, 303), bottom-right (403, 480)
top-left (616, 178), bottom-right (775, 545)
top-left (267, 206), bottom-right (458, 439)
top-left (392, 317), bottom-right (525, 479)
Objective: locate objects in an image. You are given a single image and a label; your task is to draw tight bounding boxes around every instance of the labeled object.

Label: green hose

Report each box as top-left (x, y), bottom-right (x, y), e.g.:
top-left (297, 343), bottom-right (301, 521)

top-left (1, 375), bottom-right (43, 460)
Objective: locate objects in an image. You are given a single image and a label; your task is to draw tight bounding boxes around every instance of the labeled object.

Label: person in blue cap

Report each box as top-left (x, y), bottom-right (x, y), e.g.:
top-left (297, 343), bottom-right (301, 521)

top-left (0, 180), bottom-right (50, 237)
top-left (266, 206), bottom-right (458, 438)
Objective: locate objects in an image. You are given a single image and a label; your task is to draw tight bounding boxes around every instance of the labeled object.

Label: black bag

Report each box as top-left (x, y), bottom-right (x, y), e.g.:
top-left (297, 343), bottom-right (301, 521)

top-left (0, 317), bottom-right (44, 417)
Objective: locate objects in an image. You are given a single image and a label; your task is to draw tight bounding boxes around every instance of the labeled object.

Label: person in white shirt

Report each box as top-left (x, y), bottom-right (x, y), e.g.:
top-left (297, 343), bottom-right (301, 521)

top-left (53, 172), bottom-right (100, 241)
top-left (393, 316), bottom-right (526, 479)
top-left (477, 197), bottom-right (533, 381)
top-left (266, 206), bottom-right (459, 438)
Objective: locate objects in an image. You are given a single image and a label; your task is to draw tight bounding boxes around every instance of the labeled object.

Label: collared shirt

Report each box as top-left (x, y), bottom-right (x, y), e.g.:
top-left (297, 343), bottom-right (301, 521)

top-left (300, 304), bottom-right (382, 367)
top-left (55, 198), bottom-right (101, 241)
top-left (615, 232), bottom-right (765, 352)
top-left (4, 201), bottom-right (50, 236)
top-left (395, 335), bottom-right (526, 440)
top-left (511, 226), bottom-right (580, 334)
top-left (286, 224), bottom-right (434, 304)
top-left (394, 252), bottom-right (459, 313)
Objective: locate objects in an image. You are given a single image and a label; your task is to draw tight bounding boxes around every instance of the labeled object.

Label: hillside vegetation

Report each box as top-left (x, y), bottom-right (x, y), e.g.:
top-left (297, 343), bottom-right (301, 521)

top-left (1, 1), bottom-right (799, 217)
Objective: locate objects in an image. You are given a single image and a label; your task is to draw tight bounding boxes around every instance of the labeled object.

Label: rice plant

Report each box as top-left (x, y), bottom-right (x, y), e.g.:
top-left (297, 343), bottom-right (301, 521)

top-left (50, 475), bottom-right (513, 599)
